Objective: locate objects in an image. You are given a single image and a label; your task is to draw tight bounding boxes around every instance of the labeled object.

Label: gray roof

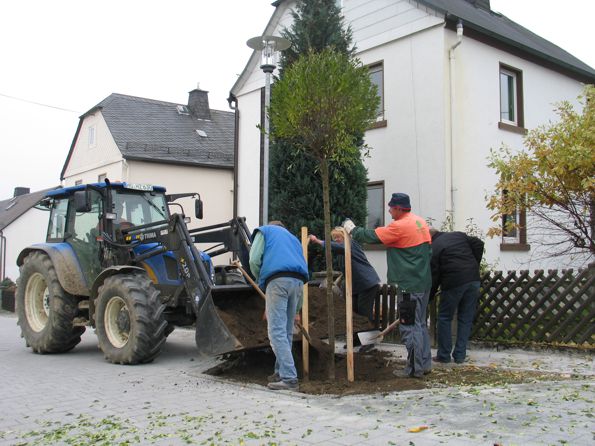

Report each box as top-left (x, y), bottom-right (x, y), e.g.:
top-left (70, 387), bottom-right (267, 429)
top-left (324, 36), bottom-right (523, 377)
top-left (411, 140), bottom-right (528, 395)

top-left (418, 0), bottom-right (595, 82)
top-left (0, 187), bottom-right (57, 231)
top-left (99, 93), bottom-right (235, 168)
top-left (61, 93), bottom-right (235, 179)
top-left (265, 0), bottom-right (594, 84)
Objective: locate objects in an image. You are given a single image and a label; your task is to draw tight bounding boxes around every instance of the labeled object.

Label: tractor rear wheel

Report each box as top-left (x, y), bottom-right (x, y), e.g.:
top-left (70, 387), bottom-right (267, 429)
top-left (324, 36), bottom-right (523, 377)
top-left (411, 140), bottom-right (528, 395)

top-left (95, 273), bottom-right (167, 364)
top-left (16, 251), bottom-right (85, 353)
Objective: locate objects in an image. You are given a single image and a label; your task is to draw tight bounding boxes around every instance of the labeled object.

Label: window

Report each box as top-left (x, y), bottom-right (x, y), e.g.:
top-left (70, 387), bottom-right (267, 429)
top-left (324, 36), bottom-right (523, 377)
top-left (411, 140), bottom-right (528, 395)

top-left (98, 174), bottom-right (107, 182)
top-left (368, 62), bottom-right (385, 123)
top-left (500, 190), bottom-right (529, 251)
top-left (47, 198), bottom-right (69, 240)
top-left (88, 125), bottom-right (96, 148)
top-left (499, 64), bottom-right (525, 133)
top-left (74, 180), bottom-right (82, 186)
top-left (366, 182), bottom-right (384, 229)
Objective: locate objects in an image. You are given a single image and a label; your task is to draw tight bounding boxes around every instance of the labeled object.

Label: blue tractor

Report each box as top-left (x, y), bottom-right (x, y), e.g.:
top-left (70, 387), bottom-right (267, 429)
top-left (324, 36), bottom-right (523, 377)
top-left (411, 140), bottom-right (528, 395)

top-left (16, 180), bottom-right (259, 364)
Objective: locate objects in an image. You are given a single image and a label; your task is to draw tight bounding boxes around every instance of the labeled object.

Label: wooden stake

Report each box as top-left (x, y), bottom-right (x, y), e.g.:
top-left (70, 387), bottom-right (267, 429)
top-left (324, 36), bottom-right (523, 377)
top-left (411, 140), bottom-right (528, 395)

top-left (301, 226), bottom-right (309, 381)
top-left (339, 227), bottom-right (354, 383)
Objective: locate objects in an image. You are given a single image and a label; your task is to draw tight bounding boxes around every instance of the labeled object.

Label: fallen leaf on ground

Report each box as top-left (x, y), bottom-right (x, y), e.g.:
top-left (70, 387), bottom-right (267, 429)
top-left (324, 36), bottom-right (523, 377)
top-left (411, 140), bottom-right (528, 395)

top-left (408, 425), bottom-right (429, 433)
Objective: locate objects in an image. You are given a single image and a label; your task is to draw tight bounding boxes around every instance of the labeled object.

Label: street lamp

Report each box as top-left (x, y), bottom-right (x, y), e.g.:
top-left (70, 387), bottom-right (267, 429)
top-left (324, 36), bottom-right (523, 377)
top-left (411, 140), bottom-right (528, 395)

top-left (246, 35), bottom-right (291, 224)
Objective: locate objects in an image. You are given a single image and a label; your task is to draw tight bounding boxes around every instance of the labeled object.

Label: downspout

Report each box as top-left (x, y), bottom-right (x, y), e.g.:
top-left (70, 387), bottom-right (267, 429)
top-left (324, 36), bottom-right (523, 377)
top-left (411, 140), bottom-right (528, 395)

top-left (228, 93), bottom-right (239, 219)
top-left (0, 229), bottom-right (6, 280)
top-left (447, 19), bottom-right (463, 228)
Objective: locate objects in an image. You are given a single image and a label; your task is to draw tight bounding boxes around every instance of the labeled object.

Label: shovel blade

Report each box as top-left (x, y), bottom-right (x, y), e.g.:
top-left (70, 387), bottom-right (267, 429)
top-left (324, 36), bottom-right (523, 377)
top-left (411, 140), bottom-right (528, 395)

top-left (357, 330), bottom-right (382, 346)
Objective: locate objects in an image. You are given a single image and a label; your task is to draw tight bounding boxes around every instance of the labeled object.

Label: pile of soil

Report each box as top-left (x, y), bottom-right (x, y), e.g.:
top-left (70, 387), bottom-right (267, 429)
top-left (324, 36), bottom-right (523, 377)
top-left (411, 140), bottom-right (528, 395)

top-left (208, 287), bottom-right (566, 395)
top-left (214, 285), bottom-right (373, 350)
top-left (206, 347), bottom-right (568, 396)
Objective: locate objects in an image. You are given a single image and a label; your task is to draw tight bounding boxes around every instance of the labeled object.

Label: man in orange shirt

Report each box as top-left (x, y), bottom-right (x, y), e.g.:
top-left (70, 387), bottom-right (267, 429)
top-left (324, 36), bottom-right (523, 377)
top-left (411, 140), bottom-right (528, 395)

top-left (343, 193), bottom-right (432, 378)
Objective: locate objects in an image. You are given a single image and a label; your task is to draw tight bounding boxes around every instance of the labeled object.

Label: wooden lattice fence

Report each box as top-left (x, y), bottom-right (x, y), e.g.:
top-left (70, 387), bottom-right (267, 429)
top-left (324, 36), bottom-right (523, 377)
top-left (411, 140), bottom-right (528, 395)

top-left (372, 265), bottom-right (594, 349)
top-left (472, 266), bottom-right (594, 348)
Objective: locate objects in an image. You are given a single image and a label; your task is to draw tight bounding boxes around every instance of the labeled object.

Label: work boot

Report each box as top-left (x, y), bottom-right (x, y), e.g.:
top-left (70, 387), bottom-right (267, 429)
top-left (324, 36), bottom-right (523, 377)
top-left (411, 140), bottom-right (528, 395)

top-left (267, 373), bottom-right (280, 383)
top-left (393, 369), bottom-right (423, 379)
top-left (432, 355), bottom-right (451, 364)
top-left (267, 380), bottom-right (299, 391)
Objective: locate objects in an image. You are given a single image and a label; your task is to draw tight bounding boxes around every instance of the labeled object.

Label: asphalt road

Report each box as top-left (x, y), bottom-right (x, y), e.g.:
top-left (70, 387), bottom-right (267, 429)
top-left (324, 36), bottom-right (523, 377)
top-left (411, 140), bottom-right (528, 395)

top-left (0, 312), bottom-right (593, 445)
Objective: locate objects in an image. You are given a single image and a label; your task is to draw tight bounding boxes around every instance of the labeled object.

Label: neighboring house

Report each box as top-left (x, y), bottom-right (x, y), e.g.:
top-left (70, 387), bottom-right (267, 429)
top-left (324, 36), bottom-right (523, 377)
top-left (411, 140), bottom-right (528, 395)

top-left (61, 87), bottom-right (237, 232)
top-left (230, 0), bottom-right (595, 278)
top-left (0, 187), bottom-right (57, 281)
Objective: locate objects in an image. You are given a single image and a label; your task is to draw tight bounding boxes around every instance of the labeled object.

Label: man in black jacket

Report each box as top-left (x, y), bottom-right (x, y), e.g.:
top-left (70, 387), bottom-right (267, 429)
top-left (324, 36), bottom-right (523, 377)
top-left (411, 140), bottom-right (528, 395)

top-left (430, 229), bottom-right (484, 364)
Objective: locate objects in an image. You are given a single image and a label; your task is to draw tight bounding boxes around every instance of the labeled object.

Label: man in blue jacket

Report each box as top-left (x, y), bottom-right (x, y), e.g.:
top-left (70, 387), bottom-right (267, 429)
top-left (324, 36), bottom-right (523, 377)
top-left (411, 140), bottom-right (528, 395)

top-left (249, 221), bottom-right (309, 391)
top-left (429, 229), bottom-right (484, 364)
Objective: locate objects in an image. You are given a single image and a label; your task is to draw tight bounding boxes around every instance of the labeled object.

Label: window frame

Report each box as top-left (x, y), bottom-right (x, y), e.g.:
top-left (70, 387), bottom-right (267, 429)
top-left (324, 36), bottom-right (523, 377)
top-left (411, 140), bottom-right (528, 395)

top-left (366, 181), bottom-right (385, 230)
top-left (498, 63), bottom-right (526, 134)
top-left (367, 61), bottom-right (386, 128)
top-left (88, 124), bottom-right (97, 148)
top-left (500, 190), bottom-right (530, 251)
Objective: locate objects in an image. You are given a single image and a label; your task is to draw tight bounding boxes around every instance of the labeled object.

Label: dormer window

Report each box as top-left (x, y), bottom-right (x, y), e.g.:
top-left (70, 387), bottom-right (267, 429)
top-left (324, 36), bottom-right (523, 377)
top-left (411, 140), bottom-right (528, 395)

top-left (176, 105), bottom-right (190, 115)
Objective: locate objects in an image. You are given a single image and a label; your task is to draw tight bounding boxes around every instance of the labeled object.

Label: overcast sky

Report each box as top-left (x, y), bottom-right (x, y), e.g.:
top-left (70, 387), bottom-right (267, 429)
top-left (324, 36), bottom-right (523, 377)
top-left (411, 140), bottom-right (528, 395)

top-left (1, 0), bottom-right (593, 199)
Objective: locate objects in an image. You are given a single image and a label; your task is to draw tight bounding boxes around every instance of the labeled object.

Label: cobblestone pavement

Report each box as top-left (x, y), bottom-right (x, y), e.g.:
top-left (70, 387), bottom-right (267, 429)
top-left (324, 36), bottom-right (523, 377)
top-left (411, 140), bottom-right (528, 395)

top-left (0, 312), bottom-right (593, 445)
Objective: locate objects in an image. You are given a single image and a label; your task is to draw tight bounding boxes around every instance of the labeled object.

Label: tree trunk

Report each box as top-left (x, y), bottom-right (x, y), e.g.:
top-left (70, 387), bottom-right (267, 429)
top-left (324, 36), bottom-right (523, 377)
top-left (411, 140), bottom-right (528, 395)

top-left (320, 158), bottom-right (335, 380)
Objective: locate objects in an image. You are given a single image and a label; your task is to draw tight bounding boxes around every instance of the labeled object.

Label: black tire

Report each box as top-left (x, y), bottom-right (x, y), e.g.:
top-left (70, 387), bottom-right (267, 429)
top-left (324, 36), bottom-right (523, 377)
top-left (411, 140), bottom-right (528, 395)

top-left (16, 251), bottom-right (85, 353)
top-left (95, 272), bottom-right (167, 364)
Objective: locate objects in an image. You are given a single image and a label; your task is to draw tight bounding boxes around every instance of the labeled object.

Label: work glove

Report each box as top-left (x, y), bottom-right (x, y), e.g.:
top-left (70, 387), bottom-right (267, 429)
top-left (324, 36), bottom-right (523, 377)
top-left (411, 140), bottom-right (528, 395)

top-left (341, 218), bottom-right (356, 235)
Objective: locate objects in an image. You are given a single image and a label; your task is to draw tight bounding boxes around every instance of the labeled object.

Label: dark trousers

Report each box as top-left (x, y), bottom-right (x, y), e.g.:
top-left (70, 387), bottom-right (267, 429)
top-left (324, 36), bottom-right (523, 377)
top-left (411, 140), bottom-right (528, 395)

top-left (353, 284), bottom-right (379, 323)
top-left (436, 281), bottom-right (480, 363)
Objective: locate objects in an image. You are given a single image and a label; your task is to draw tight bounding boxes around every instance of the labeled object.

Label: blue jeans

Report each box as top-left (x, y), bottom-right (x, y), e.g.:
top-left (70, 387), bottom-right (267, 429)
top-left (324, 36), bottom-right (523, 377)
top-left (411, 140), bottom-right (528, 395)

top-left (436, 281), bottom-right (480, 363)
top-left (265, 277), bottom-right (303, 383)
top-left (398, 290), bottom-right (431, 377)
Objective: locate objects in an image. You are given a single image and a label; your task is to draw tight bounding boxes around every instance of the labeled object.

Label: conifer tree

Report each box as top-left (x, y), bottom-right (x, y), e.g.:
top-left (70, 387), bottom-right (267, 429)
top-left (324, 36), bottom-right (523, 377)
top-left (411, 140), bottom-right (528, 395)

top-left (269, 0), bottom-right (369, 269)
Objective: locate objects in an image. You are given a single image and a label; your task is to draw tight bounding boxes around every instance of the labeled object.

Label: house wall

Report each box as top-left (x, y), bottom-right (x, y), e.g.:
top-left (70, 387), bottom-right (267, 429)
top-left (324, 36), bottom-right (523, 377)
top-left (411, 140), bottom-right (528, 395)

top-left (235, 0), bottom-right (591, 276)
top-left (63, 112), bottom-right (122, 181)
top-left (3, 207), bottom-right (50, 281)
top-left (451, 32), bottom-right (588, 270)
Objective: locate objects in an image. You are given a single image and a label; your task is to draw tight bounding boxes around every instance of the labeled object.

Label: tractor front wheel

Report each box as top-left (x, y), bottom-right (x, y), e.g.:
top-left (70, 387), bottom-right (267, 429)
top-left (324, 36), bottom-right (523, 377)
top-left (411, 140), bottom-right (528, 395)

top-left (16, 251), bottom-right (84, 353)
top-left (96, 273), bottom-right (167, 364)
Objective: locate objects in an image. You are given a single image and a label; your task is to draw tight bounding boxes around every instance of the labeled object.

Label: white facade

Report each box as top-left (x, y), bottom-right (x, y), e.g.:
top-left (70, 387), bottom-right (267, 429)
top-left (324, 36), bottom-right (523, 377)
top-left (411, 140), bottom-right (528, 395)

top-left (2, 207), bottom-right (49, 280)
top-left (233, 0), bottom-right (592, 279)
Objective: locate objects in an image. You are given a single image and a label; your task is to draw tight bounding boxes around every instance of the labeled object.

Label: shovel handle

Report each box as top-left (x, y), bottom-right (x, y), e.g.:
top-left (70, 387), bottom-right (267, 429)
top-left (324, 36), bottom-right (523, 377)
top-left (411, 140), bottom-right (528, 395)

top-left (232, 261), bottom-right (266, 301)
top-left (379, 319), bottom-right (400, 337)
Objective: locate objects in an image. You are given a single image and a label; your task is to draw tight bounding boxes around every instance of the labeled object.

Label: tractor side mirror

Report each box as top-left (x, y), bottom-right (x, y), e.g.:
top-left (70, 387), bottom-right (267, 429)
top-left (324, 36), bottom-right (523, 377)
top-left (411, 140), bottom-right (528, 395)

top-left (195, 198), bottom-right (203, 220)
top-left (74, 190), bottom-right (92, 212)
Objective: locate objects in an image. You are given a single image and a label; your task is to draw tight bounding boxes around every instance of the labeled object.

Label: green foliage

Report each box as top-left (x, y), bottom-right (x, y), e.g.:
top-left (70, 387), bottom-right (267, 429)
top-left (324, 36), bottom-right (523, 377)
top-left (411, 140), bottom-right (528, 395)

top-left (486, 85), bottom-right (595, 258)
top-left (269, 0), bottom-right (370, 271)
top-left (269, 49), bottom-right (379, 161)
top-left (280, 0), bottom-right (355, 69)
top-left (0, 277), bottom-right (15, 289)
top-left (269, 139), bottom-right (367, 270)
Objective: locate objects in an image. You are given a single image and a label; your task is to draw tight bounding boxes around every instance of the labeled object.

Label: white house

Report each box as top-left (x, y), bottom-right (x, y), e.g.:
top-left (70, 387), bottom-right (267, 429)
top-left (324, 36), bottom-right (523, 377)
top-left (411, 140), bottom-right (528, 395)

top-left (229, 0), bottom-right (595, 278)
top-left (61, 87), bottom-right (237, 232)
top-left (0, 187), bottom-right (57, 281)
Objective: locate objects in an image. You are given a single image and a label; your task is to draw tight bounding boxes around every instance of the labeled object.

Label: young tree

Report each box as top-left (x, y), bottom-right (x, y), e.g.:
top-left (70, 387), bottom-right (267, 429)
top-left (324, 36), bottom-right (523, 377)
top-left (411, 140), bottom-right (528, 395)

top-left (487, 85), bottom-right (595, 262)
top-left (270, 49), bottom-right (379, 379)
top-left (269, 0), bottom-right (368, 254)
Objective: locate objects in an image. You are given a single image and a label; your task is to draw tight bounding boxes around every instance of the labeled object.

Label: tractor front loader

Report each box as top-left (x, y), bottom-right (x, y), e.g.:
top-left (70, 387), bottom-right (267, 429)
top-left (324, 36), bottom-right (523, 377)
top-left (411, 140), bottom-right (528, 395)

top-left (16, 180), bottom-right (264, 364)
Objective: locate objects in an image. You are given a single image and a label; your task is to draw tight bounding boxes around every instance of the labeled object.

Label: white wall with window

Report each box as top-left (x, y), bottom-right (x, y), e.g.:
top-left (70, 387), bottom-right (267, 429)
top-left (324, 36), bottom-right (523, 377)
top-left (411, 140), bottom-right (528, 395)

top-left (450, 34), bottom-right (585, 270)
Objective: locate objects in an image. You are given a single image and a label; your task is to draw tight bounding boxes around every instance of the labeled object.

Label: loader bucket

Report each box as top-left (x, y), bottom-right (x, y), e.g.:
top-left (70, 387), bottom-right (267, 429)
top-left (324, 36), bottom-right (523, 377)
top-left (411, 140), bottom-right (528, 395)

top-left (194, 285), bottom-right (269, 356)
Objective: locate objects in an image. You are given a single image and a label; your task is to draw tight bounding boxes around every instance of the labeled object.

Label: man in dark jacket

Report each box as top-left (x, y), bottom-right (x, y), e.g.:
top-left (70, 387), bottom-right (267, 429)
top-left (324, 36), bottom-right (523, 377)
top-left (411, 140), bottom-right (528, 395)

top-left (430, 229), bottom-right (484, 364)
top-left (309, 228), bottom-right (380, 324)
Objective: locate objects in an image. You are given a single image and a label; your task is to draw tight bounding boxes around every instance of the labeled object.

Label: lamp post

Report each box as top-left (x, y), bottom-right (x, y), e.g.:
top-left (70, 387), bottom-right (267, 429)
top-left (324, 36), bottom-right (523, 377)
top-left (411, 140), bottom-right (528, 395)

top-left (247, 35), bottom-right (290, 225)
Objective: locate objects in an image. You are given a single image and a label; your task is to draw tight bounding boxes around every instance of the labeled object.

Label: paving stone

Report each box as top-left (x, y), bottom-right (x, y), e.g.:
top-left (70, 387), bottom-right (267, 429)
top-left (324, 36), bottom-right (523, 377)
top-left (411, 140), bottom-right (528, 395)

top-left (0, 314), bottom-right (593, 445)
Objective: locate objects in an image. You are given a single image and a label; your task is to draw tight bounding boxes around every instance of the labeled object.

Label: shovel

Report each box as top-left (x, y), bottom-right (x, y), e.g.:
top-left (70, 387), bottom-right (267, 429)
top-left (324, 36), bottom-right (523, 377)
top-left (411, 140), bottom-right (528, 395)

top-left (231, 262), bottom-right (332, 355)
top-left (357, 319), bottom-right (400, 346)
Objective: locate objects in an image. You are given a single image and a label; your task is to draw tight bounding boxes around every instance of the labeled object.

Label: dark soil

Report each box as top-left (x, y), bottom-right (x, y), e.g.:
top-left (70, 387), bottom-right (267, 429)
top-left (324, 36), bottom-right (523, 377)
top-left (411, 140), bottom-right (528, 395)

top-left (213, 285), bottom-right (373, 350)
top-left (208, 287), bottom-right (564, 395)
